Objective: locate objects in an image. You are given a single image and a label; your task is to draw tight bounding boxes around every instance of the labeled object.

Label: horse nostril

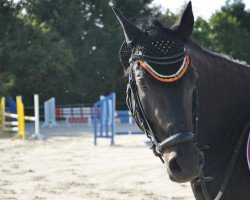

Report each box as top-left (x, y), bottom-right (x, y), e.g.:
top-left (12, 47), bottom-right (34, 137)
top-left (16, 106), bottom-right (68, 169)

top-left (169, 158), bottom-right (182, 173)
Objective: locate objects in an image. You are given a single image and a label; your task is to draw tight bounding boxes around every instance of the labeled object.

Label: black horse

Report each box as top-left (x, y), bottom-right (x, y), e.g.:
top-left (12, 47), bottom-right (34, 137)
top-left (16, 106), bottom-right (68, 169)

top-left (113, 1), bottom-right (250, 200)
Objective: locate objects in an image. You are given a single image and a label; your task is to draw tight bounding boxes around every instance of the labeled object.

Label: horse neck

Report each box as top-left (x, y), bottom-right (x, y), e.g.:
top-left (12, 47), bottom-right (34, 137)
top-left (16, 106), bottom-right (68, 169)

top-left (188, 41), bottom-right (250, 156)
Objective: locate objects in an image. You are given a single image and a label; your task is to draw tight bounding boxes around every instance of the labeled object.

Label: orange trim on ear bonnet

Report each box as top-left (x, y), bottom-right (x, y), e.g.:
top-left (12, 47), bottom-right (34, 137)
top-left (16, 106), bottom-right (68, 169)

top-left (138, 55), bottom-right (190, 82)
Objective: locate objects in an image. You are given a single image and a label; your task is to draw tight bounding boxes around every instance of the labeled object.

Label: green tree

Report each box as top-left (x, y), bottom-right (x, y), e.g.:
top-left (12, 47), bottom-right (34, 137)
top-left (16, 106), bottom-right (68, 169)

top-left (190, 0), bottom-right (250, 63)
top-left (0, 0), bottom-right (75, 104)
top-left (192, 17), bottom-right (214, 49)
top-left (23, 0), bottom-right (158, 106)
top-left (210, 9), bottom-right (250, 62)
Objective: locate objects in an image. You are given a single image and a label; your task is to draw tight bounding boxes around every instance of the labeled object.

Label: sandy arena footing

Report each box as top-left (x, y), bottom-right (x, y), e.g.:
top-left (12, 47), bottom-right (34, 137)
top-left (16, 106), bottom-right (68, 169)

top-left (0, 124), bottom-right (194, 200)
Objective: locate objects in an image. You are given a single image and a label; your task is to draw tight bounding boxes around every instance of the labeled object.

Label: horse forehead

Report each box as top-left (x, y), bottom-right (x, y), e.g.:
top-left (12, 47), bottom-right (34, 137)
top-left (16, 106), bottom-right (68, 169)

top-left (135, 32), bottom-right (184, 57)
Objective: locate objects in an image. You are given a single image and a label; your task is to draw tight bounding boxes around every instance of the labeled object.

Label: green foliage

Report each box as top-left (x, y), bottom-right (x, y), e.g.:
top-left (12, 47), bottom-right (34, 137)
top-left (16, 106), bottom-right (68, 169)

top-left (0, 0), bottom-right (75, 104)
top-left (1, 0), bottom-right (250, 106)
top-left (210, 10), bottom-right (250, 61)
top-left (192, 0), bottom-right (250, 63)
top-left (21, 0), bottom-right (158, 105)
top-left (192, 17), bottom-right (213, 49)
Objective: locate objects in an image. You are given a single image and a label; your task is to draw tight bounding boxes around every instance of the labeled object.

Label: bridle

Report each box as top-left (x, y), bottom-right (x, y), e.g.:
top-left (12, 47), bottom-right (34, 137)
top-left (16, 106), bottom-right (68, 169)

top-left (126, 50), bottom-right (198, 163)
top-left (125, 50), bottom-right (249, 200)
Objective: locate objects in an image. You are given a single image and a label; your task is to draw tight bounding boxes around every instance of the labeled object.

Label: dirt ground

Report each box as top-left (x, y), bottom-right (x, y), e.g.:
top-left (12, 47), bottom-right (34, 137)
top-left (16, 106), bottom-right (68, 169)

top-left (0, 124), bottom-right (195, 200)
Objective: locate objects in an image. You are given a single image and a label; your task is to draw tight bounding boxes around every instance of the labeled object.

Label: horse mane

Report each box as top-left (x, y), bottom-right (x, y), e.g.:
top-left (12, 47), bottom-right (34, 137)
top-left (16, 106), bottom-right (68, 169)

top-left (187, 39), bottom-right (250, 71)
top-left (191, 38), bottom-right (250, 90)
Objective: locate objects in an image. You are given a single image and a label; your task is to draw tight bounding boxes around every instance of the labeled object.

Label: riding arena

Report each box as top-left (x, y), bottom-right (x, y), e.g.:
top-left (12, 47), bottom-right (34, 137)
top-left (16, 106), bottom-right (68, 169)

top-left (0, 92), bottom-right (193, 200)
top-left (1, 1), bottom-right (250, 200)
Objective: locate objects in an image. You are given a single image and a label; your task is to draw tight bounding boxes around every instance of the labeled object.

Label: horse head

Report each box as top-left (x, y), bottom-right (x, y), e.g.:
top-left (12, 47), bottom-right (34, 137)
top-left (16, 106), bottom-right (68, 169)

top-left (113, 1), bottom-right (204, 183)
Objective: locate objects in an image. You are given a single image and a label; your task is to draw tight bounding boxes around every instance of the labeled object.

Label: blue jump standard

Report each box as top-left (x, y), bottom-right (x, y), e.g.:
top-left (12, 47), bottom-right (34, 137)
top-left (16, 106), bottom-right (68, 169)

top-left (93, 92), bottom-right (144, 146)
top-left (94, 92), bottom-right (115, 145)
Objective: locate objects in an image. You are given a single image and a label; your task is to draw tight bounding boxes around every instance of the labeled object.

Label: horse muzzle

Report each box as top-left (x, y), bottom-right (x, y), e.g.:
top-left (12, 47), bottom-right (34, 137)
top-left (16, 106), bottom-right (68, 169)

top-left (158, 132), bottom-right (204, 183)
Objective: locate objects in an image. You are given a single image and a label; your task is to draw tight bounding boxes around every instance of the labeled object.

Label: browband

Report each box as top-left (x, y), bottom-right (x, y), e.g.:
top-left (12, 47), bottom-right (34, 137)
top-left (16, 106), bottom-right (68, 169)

top-left (130, 50), bottom-right (187, 65)
top-left (138, 55), bottom-right (190, 83)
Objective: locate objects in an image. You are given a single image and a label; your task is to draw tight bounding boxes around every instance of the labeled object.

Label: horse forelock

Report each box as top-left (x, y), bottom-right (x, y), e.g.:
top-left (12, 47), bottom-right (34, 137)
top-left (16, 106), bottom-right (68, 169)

top-left (135, 17), bottom-right (165, 31)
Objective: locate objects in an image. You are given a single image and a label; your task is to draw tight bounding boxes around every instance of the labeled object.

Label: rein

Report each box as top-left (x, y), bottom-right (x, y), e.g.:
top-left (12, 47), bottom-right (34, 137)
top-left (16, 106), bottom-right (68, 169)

top-left (195, 121), bottom-right (250, 200)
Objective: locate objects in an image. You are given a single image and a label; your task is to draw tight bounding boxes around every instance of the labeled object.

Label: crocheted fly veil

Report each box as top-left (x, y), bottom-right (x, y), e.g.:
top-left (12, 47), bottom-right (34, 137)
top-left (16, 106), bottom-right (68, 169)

top-left (113, 8), bottom-right (189, 82)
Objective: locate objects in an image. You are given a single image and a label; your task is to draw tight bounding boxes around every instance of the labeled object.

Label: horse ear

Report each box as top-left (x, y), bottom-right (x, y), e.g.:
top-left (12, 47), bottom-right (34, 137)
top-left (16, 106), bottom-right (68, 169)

top-left (172, 1), bottom-right (194, 40)
top-left (112, 7), bottom-right (143, 45)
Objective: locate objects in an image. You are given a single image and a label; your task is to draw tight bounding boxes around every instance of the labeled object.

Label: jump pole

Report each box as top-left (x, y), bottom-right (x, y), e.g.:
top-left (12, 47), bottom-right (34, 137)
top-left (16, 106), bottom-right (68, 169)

top-left (30, 94), bottom-right (44, 139)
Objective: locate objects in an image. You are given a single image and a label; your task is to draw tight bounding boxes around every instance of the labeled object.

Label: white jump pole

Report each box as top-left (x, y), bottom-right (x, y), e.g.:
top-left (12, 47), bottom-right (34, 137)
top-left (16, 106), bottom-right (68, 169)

top-left (35, 94), bottom-right (39, 135)
top-left (30, 94), bottom-right (44, 139)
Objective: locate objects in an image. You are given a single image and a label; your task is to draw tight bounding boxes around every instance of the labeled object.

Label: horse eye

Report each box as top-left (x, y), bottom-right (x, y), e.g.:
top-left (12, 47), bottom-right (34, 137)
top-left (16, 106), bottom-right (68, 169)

top-left (137, 78), bottom-right (147, 89)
